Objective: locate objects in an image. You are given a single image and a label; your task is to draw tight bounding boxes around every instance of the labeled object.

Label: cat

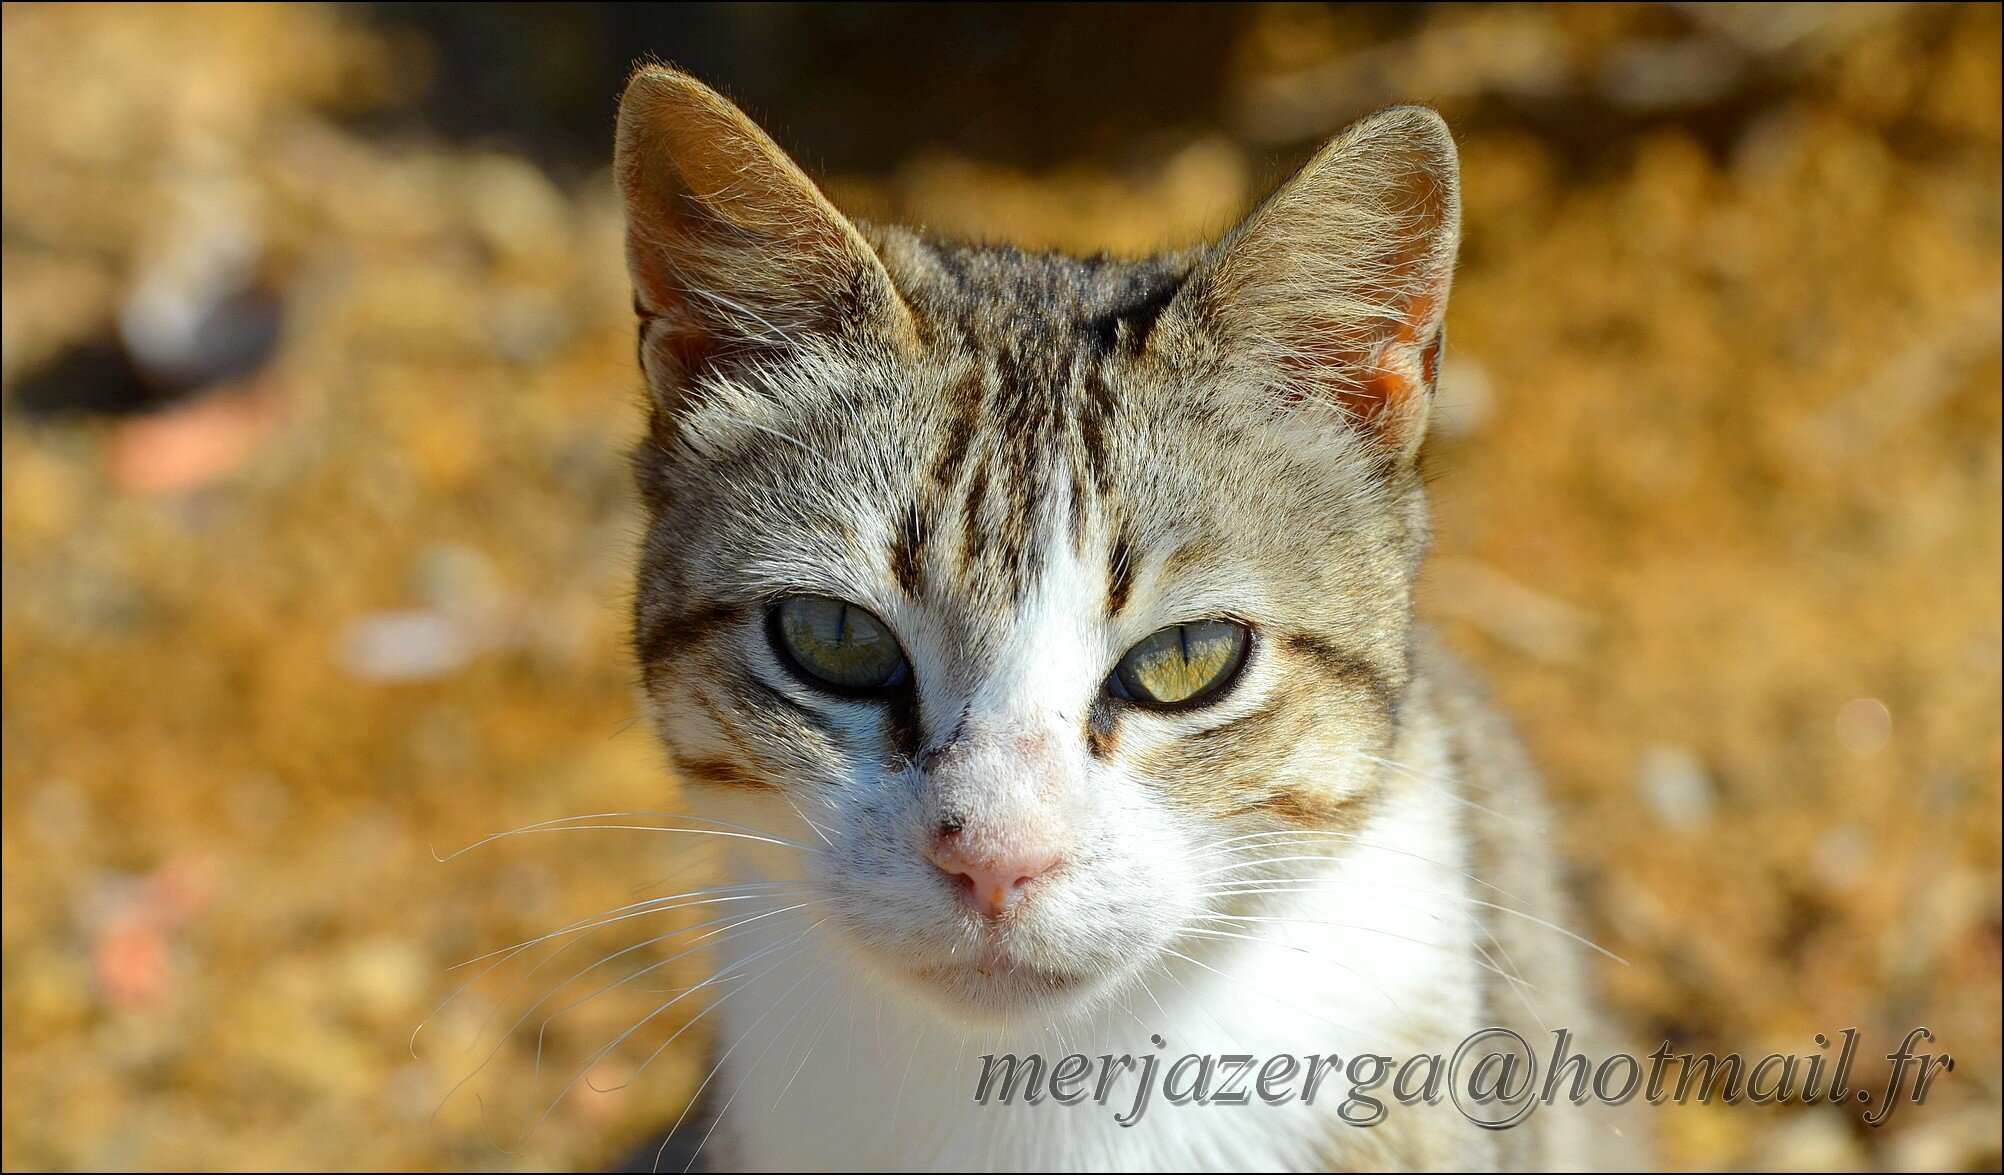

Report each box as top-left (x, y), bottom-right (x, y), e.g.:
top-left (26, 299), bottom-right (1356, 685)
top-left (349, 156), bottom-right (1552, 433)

top-left (613, 65), bottom-right (1626, 1171)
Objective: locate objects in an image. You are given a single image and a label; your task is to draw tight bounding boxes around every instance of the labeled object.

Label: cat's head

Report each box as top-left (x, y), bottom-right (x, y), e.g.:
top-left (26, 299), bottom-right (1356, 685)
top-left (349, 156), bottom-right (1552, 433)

top-left (616, 67), bottom-right (1458, 1022)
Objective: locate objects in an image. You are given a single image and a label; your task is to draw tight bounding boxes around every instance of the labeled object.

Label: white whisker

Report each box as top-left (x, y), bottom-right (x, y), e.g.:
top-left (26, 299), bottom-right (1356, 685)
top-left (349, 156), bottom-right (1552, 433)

top-left (432, 810), bottom-right (813, 862)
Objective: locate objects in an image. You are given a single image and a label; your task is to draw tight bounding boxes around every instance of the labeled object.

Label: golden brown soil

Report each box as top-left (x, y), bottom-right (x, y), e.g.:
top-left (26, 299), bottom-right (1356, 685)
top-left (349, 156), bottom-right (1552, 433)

top-left (3, 4), bottom-right (1997, 1170)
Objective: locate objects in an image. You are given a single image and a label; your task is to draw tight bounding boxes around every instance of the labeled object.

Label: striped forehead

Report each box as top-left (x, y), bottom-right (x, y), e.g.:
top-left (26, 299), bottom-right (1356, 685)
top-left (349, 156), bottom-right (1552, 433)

top-left (881, 241), bottom-right (1191, 617)
top-left (887, 353), bottom-right (1094, 614)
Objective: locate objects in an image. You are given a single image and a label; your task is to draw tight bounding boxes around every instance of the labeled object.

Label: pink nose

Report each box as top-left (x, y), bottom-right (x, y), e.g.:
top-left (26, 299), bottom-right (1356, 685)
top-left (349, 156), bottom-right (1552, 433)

top-left (929, 834), bottom-right (1062, 920)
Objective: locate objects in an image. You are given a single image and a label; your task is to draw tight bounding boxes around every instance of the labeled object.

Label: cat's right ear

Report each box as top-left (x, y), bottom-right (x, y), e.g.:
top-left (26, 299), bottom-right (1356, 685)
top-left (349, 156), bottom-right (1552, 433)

top-left (615, 67), bottom-right (914, 406)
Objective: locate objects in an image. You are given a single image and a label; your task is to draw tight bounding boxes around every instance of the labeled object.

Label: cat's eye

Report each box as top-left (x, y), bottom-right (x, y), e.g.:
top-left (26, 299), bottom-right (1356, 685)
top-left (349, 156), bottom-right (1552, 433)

top-left (770, 595), bottom-right (909, 694)
top-left (1110, 620), bottom-right (1251, 709)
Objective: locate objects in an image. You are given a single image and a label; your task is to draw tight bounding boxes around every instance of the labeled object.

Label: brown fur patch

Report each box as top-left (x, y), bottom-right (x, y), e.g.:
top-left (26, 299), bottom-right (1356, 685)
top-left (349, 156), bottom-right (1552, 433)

top-left (931, 369), bottom-right (983, 488)
top-left (1137, 700), bottom-right (1305, 818)
top-left (636, 600), bottom-right (749, 684)
top-left (1074, 365), bottom-right (1120, 501)
top-left (882, 690), bottom-right (925, 767)
top-left (957, 461), bottom-right (991, 578)
top-left (677, 755), bottom-right (780, 791)
top-left (890, 501), bottom-right (926, 597)
top-left (1084, 701), bottom-right (1121, 760)
top-left (1163, 537), bottom-right (1223, 581)
top-left (1281, 632), bottom-right (1399, 716)
top-left (1106, 525), bottom-right (1137, 617)
top-left (1184, 699), bottom-right (1292, 748)
top-left (1252, 783), bottom-right (1376, 829)
top-left (726, 669), bottom-right (840, 743)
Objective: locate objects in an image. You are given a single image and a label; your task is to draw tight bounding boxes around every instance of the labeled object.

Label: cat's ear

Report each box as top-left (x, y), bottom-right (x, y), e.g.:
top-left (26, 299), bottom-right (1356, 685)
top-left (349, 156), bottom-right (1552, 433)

top-left (614, 67), bottom-right (914, 403)
top-left (1163, 107), bottom-right (1459, 464)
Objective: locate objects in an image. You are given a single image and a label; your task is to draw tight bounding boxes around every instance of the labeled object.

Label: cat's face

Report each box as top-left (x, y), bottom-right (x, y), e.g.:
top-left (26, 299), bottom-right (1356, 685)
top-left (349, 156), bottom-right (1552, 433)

top-left (617, 69), bottom-right (1457, 1022)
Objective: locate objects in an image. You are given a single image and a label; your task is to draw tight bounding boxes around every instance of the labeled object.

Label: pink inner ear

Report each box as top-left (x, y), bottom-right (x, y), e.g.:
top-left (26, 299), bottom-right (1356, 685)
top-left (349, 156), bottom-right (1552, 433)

top-left (1281, 289), bottom-right (1443, 438)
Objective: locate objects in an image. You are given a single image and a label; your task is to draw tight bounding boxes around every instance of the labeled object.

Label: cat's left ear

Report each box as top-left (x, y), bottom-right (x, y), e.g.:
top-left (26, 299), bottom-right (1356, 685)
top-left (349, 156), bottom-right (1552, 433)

top-left (1161, 107), bottom-right (1459, 465)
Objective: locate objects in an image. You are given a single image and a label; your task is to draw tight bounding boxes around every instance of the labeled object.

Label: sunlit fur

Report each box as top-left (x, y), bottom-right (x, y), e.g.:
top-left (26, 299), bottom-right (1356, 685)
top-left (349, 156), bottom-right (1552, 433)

top-left (617, 66), bottom-right (1626, 1171)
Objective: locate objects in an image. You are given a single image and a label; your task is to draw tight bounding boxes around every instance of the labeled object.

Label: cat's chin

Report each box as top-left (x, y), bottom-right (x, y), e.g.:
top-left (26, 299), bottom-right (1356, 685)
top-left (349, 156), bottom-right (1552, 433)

top-left (901, 958), bottom-right (1105, 1021)
top-left (825, 916), bottom-right (1147, 1025)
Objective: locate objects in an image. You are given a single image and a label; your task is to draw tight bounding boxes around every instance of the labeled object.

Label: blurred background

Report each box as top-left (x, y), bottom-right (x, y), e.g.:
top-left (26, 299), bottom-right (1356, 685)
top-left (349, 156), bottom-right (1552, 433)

top-left (1, 3), bottom-right (1997, 1170)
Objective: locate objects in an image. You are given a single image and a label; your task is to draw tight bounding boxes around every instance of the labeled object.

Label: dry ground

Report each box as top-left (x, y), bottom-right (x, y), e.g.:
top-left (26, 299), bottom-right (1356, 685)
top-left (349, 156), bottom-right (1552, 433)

top-left (3, 4), bottom-right (1997, 1170)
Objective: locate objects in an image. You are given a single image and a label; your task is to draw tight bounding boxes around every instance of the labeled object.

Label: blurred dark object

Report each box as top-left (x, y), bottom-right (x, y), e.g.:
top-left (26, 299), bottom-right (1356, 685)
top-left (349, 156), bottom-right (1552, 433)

top-left (357, 3), bottom-right (1979, 189)
top-left (361, 2), bottom-right (1252, 176)
top-left (9, 271), bottom-right (287, 495)
top-left (9, 284), bottom-right (281, 422)
top-left (8, 339), bottom-right (161, 419)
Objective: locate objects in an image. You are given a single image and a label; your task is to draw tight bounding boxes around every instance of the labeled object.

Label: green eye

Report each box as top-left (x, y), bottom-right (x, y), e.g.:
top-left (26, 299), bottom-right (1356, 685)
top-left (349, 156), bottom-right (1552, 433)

top-left (1111, 620), bottom-right (1250, 708)
top-left (771, 595), bottom-right (909, 693)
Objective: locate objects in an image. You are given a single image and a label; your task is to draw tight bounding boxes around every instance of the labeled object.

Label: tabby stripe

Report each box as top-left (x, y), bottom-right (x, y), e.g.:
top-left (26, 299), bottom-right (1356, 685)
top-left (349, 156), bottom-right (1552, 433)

top-left (635, 600), bottom-right (748, 677)
top-left (1281, 632), bottom-right (1399, 716)
top-left (890, 502), bottom-right (926, 598)
top-left (1254, 784), bottom-right (1377, 829)
top-left (1084, 700), bottom-right (1121, 760)
top-left (676, 755), bottom-right (779, 791)
top-left (1106, 525), bottom-right (1138, 618)
top-left (729, 669), bottom-right (839, 741)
